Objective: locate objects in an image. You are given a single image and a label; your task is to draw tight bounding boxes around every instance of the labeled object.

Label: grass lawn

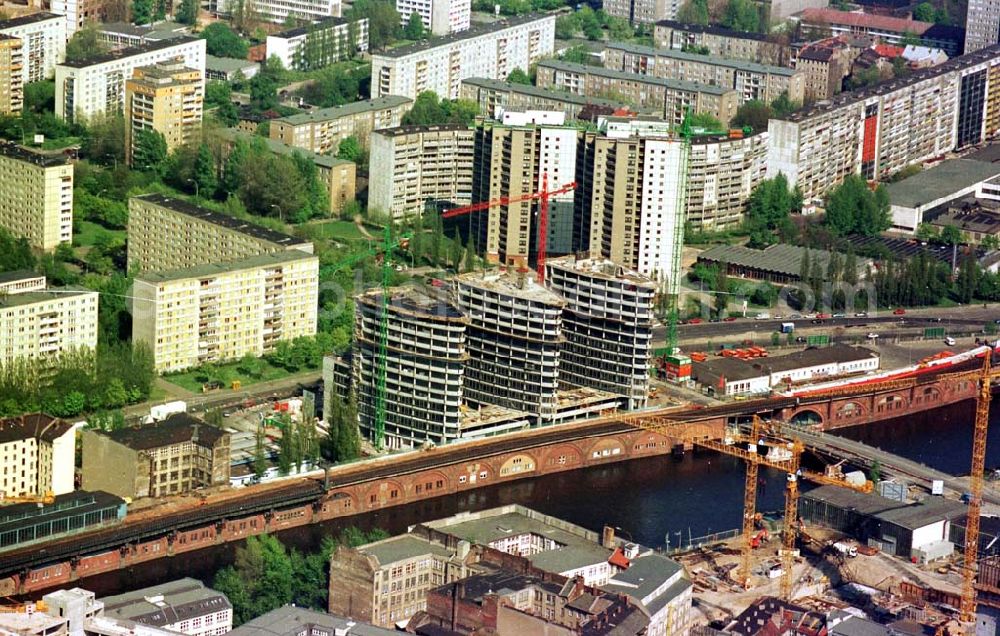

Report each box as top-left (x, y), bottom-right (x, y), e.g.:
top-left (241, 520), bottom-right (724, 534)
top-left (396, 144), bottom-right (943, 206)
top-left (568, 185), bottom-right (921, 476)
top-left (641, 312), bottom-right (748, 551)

top-left (311, 220), bottom-right (372, 242)
top-left (74, 220), bottom-right (126, 248)
top-left (163, 359), bottom-right (319, 393)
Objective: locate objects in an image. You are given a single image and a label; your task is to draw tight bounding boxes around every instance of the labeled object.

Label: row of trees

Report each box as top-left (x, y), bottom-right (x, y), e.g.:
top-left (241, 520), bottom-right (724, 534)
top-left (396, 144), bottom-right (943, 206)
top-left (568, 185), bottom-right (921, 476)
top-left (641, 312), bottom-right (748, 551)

top-left (401, 91), bottom-right (479, 126)
top-left (0, 344), bottom-right (155, 418)
top-left (555, 6), bottom-right (637, 41)
top-left (679, 0), bottom-right (762, 32)
top-left (273, 413), bottom-right (321, 475)
top-left (213, 530), bottom-right (388, 625)
top-left (824, 175), bottom-right (891, 237)
top-left (730, 93), bottom-right (801, 131)
top-left (324, 390), bottom-right (362, 462)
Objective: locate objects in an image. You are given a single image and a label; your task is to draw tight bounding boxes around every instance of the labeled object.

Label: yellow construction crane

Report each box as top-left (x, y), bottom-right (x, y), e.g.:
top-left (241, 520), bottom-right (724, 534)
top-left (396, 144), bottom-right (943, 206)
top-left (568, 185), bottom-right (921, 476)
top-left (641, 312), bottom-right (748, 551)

top-left (615, 413), bottom-right (871, 599)
top-left (0, 491), bottom-right (54, 505)
top-left (960, 352), bottom-right (993, 624)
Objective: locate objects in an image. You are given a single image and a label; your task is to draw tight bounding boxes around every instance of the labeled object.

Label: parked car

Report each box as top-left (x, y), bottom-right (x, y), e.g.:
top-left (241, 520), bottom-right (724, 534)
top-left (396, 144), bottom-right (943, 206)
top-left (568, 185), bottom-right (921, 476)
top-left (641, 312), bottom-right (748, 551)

top-left (945, 337), bottom-right (956, 346)
top-left (893, 308), bottom-right (906, 315)
top-left (816, 313), bottom-right (830, 319)
top-left (724, 317), bottom-right (738, 322)
top-left (687, 318), bottom-right (702, 324)
top-left (795, 336), bottom-right (807, 343)
top-left (833, 313), bottom-right (846, 318)
top-left (811, 319), bottom-right (825, 325)
top-left (855, 312), bottom-right (867, 318)
top-left (927, 317), bottom-right (942, 322)
top-left (867, 333), bottom-right (879, 340)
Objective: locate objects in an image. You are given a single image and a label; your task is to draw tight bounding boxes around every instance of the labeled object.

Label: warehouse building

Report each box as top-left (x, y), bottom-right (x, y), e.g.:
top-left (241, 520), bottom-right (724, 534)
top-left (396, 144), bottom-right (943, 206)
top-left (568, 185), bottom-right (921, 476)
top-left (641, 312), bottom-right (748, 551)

top-left (885, 157), bottom-right (1000, 234)
top-left (696, 243), bottom-right (864, 284)
top-left (0, 491), bottom-right (126, 552)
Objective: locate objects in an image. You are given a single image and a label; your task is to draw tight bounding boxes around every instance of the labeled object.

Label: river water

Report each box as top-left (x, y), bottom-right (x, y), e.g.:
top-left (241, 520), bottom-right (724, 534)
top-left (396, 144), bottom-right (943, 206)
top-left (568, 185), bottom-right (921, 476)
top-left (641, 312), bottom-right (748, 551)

top-left (41, 399), bottom-right (998, 597)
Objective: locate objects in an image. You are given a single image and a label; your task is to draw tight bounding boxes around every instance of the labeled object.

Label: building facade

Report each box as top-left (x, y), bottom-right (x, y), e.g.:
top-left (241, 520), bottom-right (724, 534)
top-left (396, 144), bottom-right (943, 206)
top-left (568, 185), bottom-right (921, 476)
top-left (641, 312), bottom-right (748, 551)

top-left (350, 288), bottom-right (469, 449)
top-left (0, 143), bottom-right (73, 250)
top-left (100, 579), bottom-right (232, 636)
top-left (795, 38), bottom-right (858, 102)
top-left (0, 276), bottom-right (97, 364)
top-left (125, 58), bottom-right (203, 166)
top-left (55, 37), bottom-right (206, 122)
top-left (131, 251), bottom-right (318, 373)
top-left (0, 414), bottom-right (76, 498)
top-left (604, 0), bottom-right (680, 25)
top-left (535, 60), bottom-right (739, 126)
top-left (653, 19), bottom-right (791, 66)
top-left (0, 13), bottom-right (65, 84)
top-left (127, 194), bottom-right (313, 273)
top-left (604, 41), bottom-right (805, 105)
top-left (396, 0), bottom-right (470, 35)
top-left (685, 130), bottom-right (769, 230)
top-left (215, 0), bottom-right (342, 24)
top-left (368, 123), bottom-right (475, 218)
top-left (967, 0), bottom-right (1000, 52)
top-left (545, 256), bottom-right (655, 410)
top-left (265, 17), bottom-right (368, 71)
top-left (0, 36), bottom-right (22, 115)
top-left (371, 13), bottom-right (555, 100)
top-left (799, 8), bottom-right (961, 56)
top-left (460, 77), bottom-right (654, 121)
top-left (81, 414), bottom-right (230, 499)
top-left (230, 607), bottom-right (396, 636)
top-left (767, 45), bottom-right (1000, 201)
top-left (269, 95), bottom-right (411, 154)
top-left (51, 0), bottom-right (106, 36)
top-left (454, 270), bottom-right (565, 421)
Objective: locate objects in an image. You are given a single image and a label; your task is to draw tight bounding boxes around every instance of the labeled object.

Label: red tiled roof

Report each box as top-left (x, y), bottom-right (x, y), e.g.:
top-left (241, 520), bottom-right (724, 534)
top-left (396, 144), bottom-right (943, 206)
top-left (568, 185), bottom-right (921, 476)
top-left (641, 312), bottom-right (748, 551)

top-left (801, 8), bottom-right (932, 35)
top-left (608, 548), bottom-right (631, 569)
top-left (874, 43), bottom-right (905, 57)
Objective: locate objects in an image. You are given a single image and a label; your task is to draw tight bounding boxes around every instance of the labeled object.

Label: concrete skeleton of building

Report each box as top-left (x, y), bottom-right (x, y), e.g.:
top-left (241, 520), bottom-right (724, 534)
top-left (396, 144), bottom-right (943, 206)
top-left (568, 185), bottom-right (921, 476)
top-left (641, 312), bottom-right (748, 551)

top-left (0, 413), bottom-right (77, 498)
top-left (0, 273), bottom-right (97, 364)
top-left (603, 41), bottom-right (806, 105)
top-left (268, 95), bottom-right (411, 154)
top-left (264, 17), bottom-right (369, 71)
top-left (535, 59), bottom-right (740, 127)
top-left (132, 250), bottom-right (318, 373)
top-left (124, 57), bottom-right (204, 167)
top-left (98, 579), bottom-right (233, 636)
top-left (0, 35), bottom-right (21, 115)
top-left (370, 13), bottom-right (555, 100)
top-left (55, 37), bottom-right (206, 122)
top-left (460, 77), bottom-right (657, 122)
top-left (767, 44), bottom-right (1000, 202)
top-left (81, 413), bottom-right (231, 499)
top-left (395, 0), bottom-right (470, 36)
top-left (0, 142), bottom-right (73, 251)
top-left (127, 193), bottom-right (314, 273)
top-left (368, 123), bottom-right (474, 219)
top-left (215, 0), bottom-right (342, 25)
top-left (229, 606), bottom-right (396, 636)
top-left (0, 13), bottom-right (65, 84)
top-left (652, 19), bottom-right (791, 66)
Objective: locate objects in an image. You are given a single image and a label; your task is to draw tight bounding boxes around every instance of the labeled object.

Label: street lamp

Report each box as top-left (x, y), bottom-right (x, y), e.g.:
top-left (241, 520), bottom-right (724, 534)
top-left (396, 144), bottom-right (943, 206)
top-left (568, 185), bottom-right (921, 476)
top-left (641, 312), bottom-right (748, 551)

top-left (270, 204), bottom-right (283, 223)
top-left (187, 178), bottom-right (199, 198)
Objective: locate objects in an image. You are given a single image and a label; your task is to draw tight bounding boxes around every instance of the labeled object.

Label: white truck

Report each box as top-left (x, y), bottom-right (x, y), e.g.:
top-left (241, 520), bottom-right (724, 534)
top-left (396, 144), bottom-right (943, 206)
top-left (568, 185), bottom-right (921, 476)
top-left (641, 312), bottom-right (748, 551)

top-left (831, 541), bottom-right (858, 558)
top-left (145, 401), bottom-right (187, 424)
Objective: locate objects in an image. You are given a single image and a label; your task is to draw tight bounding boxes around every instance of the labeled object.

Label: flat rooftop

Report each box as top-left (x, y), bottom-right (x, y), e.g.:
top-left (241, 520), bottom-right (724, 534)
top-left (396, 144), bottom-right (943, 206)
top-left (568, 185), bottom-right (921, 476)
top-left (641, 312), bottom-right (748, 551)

top-left (697, 243), bottom-right (856, 277)
top-left (804, 485), bottom-right (967, 530)
top-left (358, 534), bottom-right (455, 565)
top-left (462, 77), bottom-right (658, 114)
top-left (931, 206), bottom-right (1000, 235)
top-left (0, 141), bottom-right (72, 167)
top-left (357, 287), bottom-right (466, 321)
top-left (373, 13), bottom-right (553, 59)
top-left (654, 18), bottom-right (773, 42)
top-left (132, 193), bottom-right (309, 248)
top-left (0, 12), bottom-right (63, 28)
top-left (884, 158), bottom-right (1000, 209)
top-left (0, 286), bottom-right (95, 309)
top-left (537, 59), bottom-right (734, 95)
top-left (100, 578), bottom-right (231, 627)
top-left (0, 270), bottom-right (43, 284)
top-left (372, 122), bottom-right (473, 137)
top-left (454, 269), bottom-right (566, 306)
top-left (605, 41), bottom-right (798, 76)
top-left (58, 35), bottom-right (200, 68)
top-left (229, 606), bottom-right (396, 636)
top-left (0, 491), bottom-right (124, 535)
top-left (273, 96), bottom-right (411, 126)
top-left (546, 254), bottom-right (655, 287)
top-left (205, 55), bottom-right (258, 72)
top-left (270, 16), bottom-right (351, 39)
top-left (136, 249), bottom-right (316, 283)
top-left (460, 403), bottom-right (530, 429)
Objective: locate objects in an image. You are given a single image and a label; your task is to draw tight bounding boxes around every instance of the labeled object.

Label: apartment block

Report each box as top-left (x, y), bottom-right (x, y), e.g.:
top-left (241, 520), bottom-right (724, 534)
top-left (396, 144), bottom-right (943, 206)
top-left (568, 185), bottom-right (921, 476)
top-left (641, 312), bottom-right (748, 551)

top-left (0, 414), bottom-right (76, 498)
top-left (653, 19), bottom-right (791, 66)
top-left (604, 41), bottom-right (805, 105)
top-left (81, 413), bottom-right (230, 498)
top-left (329, 534), bottom-right (477, 628)
top-left (215, 0), bottom-right (342, 24)
top-left (0, 271), bottom-right (44, 294)
top-left (131, 250), bottom-right (318, 373)
top-left (269, 95), bottom-right (411, 154)
top-left (0, 142), bottom-right (73, 250)
top-left (368, 123), bottom-right (474, 218)
top-left (216, 129), bottom-right (355, 213)
top-left (265, 17), bottom-right (368, 71)
top-left (0, 13), bottom-right (65, 83)
top-left (604, 0), bottom-right (680, 24)
top-left (800, 8), bottom-right (962, 56)
top-left (127, 194), bottom-right (313, 273)
top-left (51, 0), bottom-right (106, 36)
top-left (100, 579), bottom-right (232, 636)
top-left (967, 0), bottom-right (1000, 52)
top-left (371, 13), bottom-right (555, 100)
top-left (460, 77), bottom-right (657, 121)
top-left (767, 45), bottom-right (1000, 202)
top-left (535, 59), bottom-right (739, 127)
top-left (473, 110), bottom-right (579, 267)
top-left (686, 130), bottom-right (769, 230)
top-left (125, 57), bottom-right (203, 166)
top-left (55, 37), bottom-right (206, 122)
top-left (0, 274), bottom-right (97, 364)
top-left (0, 36), bottom-right (22, 115)
top-left (454, 270), bottom-right (565, 421)
top-left (397, 0), bottom-right (470, 35)
top-left (545, 255), bottom-right (655, 410)
top-left (795, 37), bottom-right (858, 102)
top-left (350, 287), bottom-right (469, 449)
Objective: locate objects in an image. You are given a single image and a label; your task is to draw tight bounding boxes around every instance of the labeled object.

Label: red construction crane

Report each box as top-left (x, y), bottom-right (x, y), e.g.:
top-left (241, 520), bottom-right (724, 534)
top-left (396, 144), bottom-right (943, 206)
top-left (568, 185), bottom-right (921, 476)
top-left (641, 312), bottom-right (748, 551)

top-left (442, 173), bottom-right (576, 283)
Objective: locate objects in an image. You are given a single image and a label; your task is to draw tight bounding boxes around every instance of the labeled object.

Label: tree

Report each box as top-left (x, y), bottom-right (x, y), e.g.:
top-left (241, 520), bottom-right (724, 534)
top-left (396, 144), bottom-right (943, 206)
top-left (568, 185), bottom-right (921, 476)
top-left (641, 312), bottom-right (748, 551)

top-left (869, 459), bottom-right (882, 483)
top-left (248, 71), bottom-right (279, 112)
top-left (131, 129), bottom-right (168, 173)
top-left (770, 92), bottom-right (799, 118)
top-left (722, 0), bottom-right (760, 32)
top-left (824, 175), bottom-right (891, 237)
top-left (577, 6), bottom-right (603, 39)
top-left (200, 23), bottom-right (250, 58)
top-left (463, 233), bottom-right (477, 272)
top-left (324, 390), bottom-right (360, 462)
top-left (65, 24), bottom-right (108, 62)
top-left (555, 14), bottom-right (577, 38)
top-left (132, 0), bottom-right (154, 24)
top-left (731, 99), bottom-right (770, 131)
top-left (507, 68), bottom-right (531, 85)
top-left (346, 0), bottom-right (401, 50)
top-left (176, 0), bottom-right (199, 23)
top-left (744, 174), bottom-right (801, 248)
top-left (213, 535), bottom-right (294, 626)
top-left (912, 1), bottom-right (934, 21)
top-left (193, 143), bottom-right (218, 197)
top-left (253, 423), bottom-right (268, 479)
top-left (687, 111), bottom-right (722, 130)
top-left (677, 0), bottom-right (709, 23)
top-left (336, 135), bottom-right (363, 162)
top-left (401, 90), bottom-right (479, 126)
top-left (403, 11), bottom-right (425, 39)
top-left (81, 112), bottom-right (126, 166)
top-left (940, 224), bottom-right (963, 246)
top-left (450, 229), bottom-right (464, 270)
top-left (916, 223), bottom-right (940, 242)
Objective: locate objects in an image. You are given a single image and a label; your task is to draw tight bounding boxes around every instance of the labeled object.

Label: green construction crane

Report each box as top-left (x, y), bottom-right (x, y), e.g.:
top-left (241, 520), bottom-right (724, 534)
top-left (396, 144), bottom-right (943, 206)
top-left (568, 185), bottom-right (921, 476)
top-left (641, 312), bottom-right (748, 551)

top-left (324, 226), bottom-right (411, 451)
top-left (661, 112), bottom-right (752, 355)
